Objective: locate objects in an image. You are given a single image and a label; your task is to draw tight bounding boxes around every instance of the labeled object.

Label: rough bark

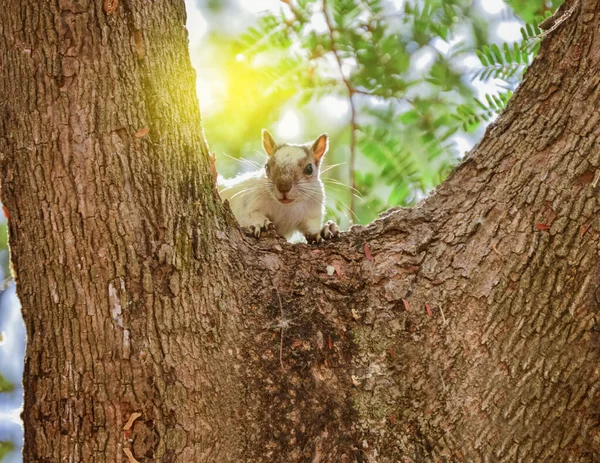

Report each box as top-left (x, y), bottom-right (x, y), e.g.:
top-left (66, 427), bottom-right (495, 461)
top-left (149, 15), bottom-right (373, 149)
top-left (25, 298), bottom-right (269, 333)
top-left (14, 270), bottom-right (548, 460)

top-left (0, 0), bottom-right (599, 462)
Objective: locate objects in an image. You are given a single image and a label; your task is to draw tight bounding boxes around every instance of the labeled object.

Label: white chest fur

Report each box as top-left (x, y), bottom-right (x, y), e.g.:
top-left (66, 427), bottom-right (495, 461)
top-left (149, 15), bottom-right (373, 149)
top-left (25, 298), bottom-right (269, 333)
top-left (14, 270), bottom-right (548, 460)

top-left (218, 169), bottom-right (324, 240)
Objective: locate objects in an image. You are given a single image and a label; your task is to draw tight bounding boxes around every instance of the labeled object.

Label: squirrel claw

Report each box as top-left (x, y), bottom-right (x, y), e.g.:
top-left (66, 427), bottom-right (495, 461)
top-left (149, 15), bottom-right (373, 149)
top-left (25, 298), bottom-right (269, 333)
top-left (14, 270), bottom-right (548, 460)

top-left (305, 221), bottom-right (340, 244)
top-left (245, 226), bottom-right (261, 238)
top-left (321, 221), bottom-right (340, 240)
top-left (245, 219), bottom-right (274, 239)
top-left (305, 233), bottom-right (322, 244)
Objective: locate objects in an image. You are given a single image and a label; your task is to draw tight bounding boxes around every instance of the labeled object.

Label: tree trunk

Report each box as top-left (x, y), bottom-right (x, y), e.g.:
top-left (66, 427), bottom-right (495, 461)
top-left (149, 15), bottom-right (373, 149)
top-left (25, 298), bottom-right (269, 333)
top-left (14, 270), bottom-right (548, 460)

top-left (1, 0), bottom-right (599, 461)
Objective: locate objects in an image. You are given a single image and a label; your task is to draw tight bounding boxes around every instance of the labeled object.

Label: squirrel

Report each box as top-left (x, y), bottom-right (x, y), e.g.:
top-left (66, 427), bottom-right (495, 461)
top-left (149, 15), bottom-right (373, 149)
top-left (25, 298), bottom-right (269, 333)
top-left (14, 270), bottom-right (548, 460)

top-left (218, 129), bottom-right (340, 243)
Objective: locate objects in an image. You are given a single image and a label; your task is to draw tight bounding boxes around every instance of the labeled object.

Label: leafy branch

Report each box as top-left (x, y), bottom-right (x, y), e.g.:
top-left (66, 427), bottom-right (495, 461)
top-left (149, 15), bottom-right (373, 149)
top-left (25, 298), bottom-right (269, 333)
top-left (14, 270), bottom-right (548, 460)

top-left (454, 91), bottom-right (513, 131)
top-left (461, 14), bottom-right (547, 129)
top-left (220, 0), bottom-right (564, 224)
top-left (322, 0), bottom-right (359, 217)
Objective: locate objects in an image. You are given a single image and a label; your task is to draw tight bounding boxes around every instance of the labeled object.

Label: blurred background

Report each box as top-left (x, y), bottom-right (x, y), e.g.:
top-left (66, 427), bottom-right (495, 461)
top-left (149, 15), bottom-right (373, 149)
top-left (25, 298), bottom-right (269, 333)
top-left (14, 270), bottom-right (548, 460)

top-left (193, 0), bottom-right (560, 226)
top-left (0, 0), bottom-right (561, 460)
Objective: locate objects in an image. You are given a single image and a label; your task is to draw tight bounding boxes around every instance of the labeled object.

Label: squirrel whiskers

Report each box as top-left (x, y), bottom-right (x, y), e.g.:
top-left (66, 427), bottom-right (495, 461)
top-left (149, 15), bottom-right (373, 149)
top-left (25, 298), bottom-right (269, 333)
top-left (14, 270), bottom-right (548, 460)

top-left (218, 129), bottom-right (339, 243)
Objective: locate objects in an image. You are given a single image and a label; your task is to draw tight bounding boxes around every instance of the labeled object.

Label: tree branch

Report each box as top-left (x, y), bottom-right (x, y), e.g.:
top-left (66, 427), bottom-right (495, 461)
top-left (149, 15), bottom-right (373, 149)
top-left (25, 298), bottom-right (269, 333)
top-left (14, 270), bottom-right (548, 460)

top-left (322, 0), bottom-right (358, 220)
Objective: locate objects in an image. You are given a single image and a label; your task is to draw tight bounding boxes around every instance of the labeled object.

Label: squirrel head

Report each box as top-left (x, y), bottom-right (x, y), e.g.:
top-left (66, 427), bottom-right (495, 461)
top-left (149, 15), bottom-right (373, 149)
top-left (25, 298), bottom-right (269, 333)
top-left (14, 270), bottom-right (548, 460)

top-left (261, 129), bottom-right (328, 205)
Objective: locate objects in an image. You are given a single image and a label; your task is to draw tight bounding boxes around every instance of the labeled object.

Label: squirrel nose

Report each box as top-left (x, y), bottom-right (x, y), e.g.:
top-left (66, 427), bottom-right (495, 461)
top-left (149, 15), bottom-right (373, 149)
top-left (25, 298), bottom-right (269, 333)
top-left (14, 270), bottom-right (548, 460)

top-left (277, 183), bottom-right (292, 194)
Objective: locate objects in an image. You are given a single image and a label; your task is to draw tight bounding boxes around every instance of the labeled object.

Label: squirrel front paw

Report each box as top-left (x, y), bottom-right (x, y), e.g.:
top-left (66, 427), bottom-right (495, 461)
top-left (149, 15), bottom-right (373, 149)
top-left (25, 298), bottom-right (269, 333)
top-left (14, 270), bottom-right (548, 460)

top-left (244, 218), bottom-right (275, 238)
top-left (305, 221), bottom-right (340, 244)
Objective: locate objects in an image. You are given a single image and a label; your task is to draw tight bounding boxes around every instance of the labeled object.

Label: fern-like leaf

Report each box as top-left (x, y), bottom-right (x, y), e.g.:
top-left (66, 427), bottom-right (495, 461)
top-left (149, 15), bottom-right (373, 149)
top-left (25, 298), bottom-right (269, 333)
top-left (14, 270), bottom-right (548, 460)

top-left (357, 126), bottom-right (420, 187)
top-left (473, 42), bottom-right (531, 82)
top-left (238, 14), bottom-right (292, 58)
top-left (454, 90), bottom-right (513, 131)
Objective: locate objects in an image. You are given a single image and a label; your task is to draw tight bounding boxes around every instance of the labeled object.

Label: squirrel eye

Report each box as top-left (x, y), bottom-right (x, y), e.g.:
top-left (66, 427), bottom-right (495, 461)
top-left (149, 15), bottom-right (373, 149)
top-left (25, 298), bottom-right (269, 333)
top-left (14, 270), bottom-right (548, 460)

top-left (265, 164), bottom-right (270, 175)
top-left (304, 164), bottom-right (313, 175)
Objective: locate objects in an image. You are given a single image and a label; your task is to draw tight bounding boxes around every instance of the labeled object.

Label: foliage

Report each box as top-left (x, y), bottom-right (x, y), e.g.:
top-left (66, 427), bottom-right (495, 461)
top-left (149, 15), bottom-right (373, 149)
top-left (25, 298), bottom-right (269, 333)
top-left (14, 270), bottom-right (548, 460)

top-left (0, 442), bottom-right (14, 461)
top-left (454, 12), bottom-right (551, 132)
top-left (0, 370), bottom-right (13, 393)
top-left (455, 90), bottom-right (513, 131)
top-left (199, 0), bottom-right (563, 225)
top-left (507, 0), bottom-right (563, 22)
top-left (0, 217), bottom-right (12, 397)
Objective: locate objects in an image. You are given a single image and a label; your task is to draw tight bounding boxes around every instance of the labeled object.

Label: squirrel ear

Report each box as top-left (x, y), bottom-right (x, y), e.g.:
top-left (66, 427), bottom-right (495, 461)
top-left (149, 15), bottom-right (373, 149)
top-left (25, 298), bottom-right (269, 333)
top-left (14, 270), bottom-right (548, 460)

top-left (312, 133), bottom-right (329, 162)
top-left (262, 129), bottom-right (277, 156)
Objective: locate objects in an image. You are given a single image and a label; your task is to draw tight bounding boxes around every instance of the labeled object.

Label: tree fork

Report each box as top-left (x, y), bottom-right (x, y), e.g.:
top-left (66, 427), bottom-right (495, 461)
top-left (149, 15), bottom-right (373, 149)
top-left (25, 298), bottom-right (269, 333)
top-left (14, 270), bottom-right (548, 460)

top-left (0, 0), bottom-right (599, 462)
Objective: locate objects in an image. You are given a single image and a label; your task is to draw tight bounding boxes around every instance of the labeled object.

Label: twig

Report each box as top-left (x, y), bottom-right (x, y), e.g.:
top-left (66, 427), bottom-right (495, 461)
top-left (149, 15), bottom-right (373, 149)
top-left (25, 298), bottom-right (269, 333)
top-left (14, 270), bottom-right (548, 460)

top-left (592, 169), bottom-right (600, 188)
top-left (123, 449), bottom-right (140, 463)
top-left (348, 100), bottom-right (357, 216)
top-left (439, 305), bottom-right (447, 325)
top-left (280, 0), bottom-right (308, 24)
top-left (0, 276), bottom-right (14, 292)
top-left (539, 0), bottom-right (579, 36)
top-left (352, 88), bottom-right (416, 107)
top-left (123, 412), bottom-right (142, 431)
top-left (274, 286), bottom-right (286, 371)
top-left (491, 243), bottom-right (504, 257)
top-left (322, 0), bottom-right (358, 221)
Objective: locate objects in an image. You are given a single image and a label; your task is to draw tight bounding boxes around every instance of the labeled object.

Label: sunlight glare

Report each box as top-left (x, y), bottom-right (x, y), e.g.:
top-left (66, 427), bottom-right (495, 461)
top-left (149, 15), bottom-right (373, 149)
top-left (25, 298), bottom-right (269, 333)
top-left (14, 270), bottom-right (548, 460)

top-left (309, 12), bottom-right (328, 34)
top-left (479, 0), bottom-right (506, 15)
top-left (453, 135), bottom-right (473, 156)
top-left (457, 53), bottom-right (481, 72)
top-left (431, 38), bottom-right (450, 55)
top-left (240, 0), bottom-right (281, 14)
top-left (318, 96), bottom-right (350, 125)
top-left (341, 57), bottom-right (358, 79)
top-left (472, 79), bottom-right (502, 100)
top-left (497, 20), bottom-right (523, 42)
top-left (276, 110), bottom-right (302, 140)
top-left (195, 68), bottom-right (226, 114)
top-left (184, 0), bottom-right (208, 47)
top-left (413, 47), bottom-right (436, 70)
top-left (432, 31), bottom-right (467, 56)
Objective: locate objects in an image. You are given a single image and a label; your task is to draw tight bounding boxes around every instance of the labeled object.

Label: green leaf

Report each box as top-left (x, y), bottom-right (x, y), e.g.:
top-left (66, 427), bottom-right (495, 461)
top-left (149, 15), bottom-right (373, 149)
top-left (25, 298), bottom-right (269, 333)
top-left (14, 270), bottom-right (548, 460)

top-left (0, 224), bottom-right (7, 250)
top-left (0, 371), bottom-right (14, 393)
top-left (0, 442), bottom-right (15, 460)
top-left (397, 109), bottom-right (420, 125)
top-left (491, 43), bottom-right (503, 64)
top-left (476, 49), bottom-right (488, 66)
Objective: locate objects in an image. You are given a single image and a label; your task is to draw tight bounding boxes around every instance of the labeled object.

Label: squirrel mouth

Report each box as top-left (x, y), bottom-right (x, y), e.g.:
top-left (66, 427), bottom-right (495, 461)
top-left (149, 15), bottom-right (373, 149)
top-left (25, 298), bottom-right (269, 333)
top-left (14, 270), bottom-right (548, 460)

top-left (278, 198), bottom-right (294, 204)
